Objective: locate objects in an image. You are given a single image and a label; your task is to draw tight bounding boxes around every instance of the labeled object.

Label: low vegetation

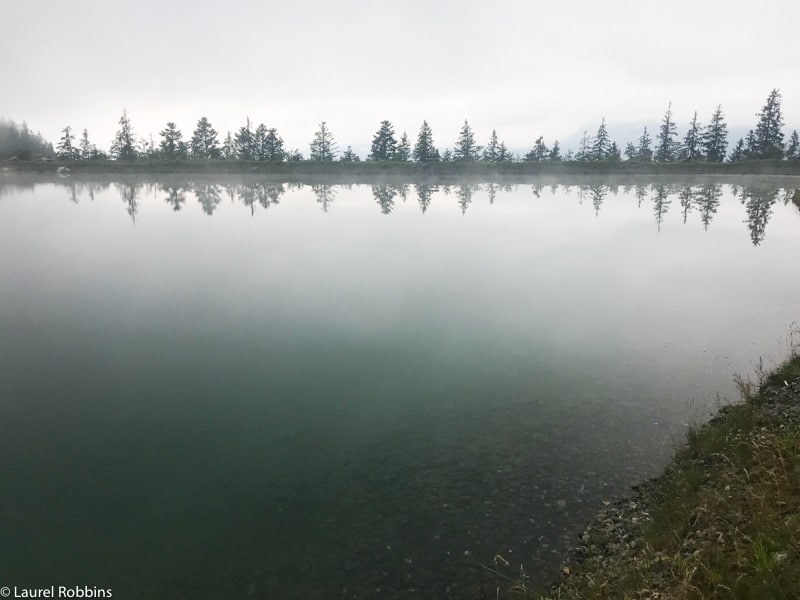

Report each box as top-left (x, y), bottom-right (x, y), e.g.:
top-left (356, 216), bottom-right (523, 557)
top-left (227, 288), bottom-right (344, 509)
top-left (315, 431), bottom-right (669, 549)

top-left (536, 345), bottom-right (800, 599)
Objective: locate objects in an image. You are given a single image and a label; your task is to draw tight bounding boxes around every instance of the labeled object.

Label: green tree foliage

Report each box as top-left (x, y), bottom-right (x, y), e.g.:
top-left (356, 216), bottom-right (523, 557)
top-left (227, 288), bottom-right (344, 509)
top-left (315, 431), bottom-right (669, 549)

top-left (636, 126), bottom-right (653, 161)
top-left (159, 122), bottom-right (185, 158)
top-left (729, 138), bottom-right (746, 162)
top-left (190, 117), bottom-right (220, 158)
top-left (79, 129), bottom-right (96, 159)
top-left (110, 109), bottom-right (137, 160)
top-left (624, 142), bottom-right (637, 160)
top-left (591, 118), bottom-right (612, 160)
top-left (702, 105), bottom-right (728, 162)
top-left (221, 131), bottom-right (235, 159)
top-left (453, 119), bottom-right (481, 160)
top-left (253, 124), bottom-right (269, 160)
top-left (575, 130), bottom-right (592, 161)
top-left (753, 88), bottom-right (785, 158)
top-left (369, 120), bottom-right (397, 160)
top-left (549, 141), bottom-right (562, 161)
top-left (234, 118), bottom-right (254, 160)
top-left (340, 146), bottom-right (360, 162)
top-left (309, 121), bottom-right (337, 161)
top-left (525, 136), bottom-right (549, 161)
top-left (412, 120), bottom-right (439, 162)
top-left (654, 102), bottom-right (678, 162)
top-left (682, 111), bottom-right (703, 160)
top-left (395, 132), bottom-right (411, 161)
top-left (56, 125), bottom-right (76, 159)
top-left (262, 128), bottom-right (284, 162)
top-left (441, 148), bottom-right (453, 162)
top-left (483, 130), bottom-right (501, 162)
top-left (607, 141), bottom-right (621, 161)
top-left (786, 130), bottom-right (800, 159)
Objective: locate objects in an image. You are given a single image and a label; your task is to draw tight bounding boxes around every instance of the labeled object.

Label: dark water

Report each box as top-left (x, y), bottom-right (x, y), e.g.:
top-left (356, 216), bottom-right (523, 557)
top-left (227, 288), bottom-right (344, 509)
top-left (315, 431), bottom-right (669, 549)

top-left (1, 176), bottom-right (799, 598)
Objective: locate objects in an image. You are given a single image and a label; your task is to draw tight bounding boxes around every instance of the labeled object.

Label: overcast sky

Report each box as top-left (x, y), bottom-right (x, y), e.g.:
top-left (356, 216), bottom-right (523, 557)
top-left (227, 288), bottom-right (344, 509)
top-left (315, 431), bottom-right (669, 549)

top-left (2, 0), bottom-right (798, 154)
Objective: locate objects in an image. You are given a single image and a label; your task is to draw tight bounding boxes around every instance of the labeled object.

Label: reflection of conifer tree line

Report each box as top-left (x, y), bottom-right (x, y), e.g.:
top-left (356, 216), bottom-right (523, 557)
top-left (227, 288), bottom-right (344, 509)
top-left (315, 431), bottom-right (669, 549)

top-left (590, 185), bottom-right (607, 216)
top-left (195, 184), bottom-right (223, 215)
top-left (312, 184), bottom-right (336, 212)
top-left (652, 184), bottom-right (671, 231)
top-left (372, 184), bottom-right (397, 215)
top-left (678, 185), bottom-right (694, 224)
top-left (455, 184), bottom-right (476, 214)
top-left (695, 184), bottom-right (722, 230)
top-left (162, 185), bottom-right (187, 211)
top-left (740, 187), bottom-right (778, 246)
top-left (415, 184), bottom-right (436, 213)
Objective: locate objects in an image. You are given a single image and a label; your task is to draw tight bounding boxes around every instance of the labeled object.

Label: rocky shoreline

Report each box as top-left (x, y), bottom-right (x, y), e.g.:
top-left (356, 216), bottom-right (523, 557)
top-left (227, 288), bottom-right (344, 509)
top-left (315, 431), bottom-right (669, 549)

top-left (543, 355), bottom-right (800, 600)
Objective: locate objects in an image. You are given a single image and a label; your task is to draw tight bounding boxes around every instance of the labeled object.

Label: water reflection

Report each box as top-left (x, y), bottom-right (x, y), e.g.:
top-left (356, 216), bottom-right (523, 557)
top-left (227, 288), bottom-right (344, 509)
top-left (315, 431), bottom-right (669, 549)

top-left (2, 177), bottom-right (798, 246)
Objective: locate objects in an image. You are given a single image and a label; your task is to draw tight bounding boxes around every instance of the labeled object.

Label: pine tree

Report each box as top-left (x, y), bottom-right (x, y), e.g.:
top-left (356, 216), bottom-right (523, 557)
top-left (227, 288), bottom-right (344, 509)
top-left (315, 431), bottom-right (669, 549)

top-left (591, 118), bottom-right (612, 160)
top-left (412, 121), bottom-right (439, 162)
top-left (787, 130), bottom-right (800, 159)
top-left (56, 125), bottom-right (76, 159)
top-left (745, 129), bottom-right (757, 158)
top-left (221, 131), bottom-right (235, 159)
top-left (395, 132), bottom-right (411, 161)
top-left (110, 109), bottom-right (136, 159)
top-left (234, 118), bottom-right (254, 160)
top-left (253, 123), bottom-right (269, 160)
top-left (607, 142), bottom-right (621, 161)
top-left (682, 111), bottom-right (703, 160)
top-left (309, 121), bottom-right (337, 161)
top-left (624, 142), bottom-right (637, 161)
top-left (369, 120), bottom-right (397, 160)
top-left (159, 122), bottom-right (184, 158)
top-left (190, 117), bottom-right (220, 158)
top-left (637, 126), bottom-right (653, 161)
top-left (484, 130), bottom-right (500, 162)
top-left (441, 148), bottom-right (453, 162)
top-left (453, 119), bottom-right (481, 160)
top-left (753, 88), bottom-right (785, 159)
top-left (702, 105), bottom-right (728, 162)
top-left (654, 102), bottom-right (678, 162)
top-left (497, 142), bottom-right (512, 162)
top-left (79, 129), bottom-right (94, 159)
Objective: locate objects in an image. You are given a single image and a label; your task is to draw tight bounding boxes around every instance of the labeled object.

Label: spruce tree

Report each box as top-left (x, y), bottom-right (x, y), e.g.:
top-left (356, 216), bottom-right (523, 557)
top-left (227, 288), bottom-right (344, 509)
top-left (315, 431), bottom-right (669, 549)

top-left (190, 117), bottom-right (220, 158)
top-left (576, 130), bottom-right (592, 161)
top-left (453, 119), bottom-right (481, 160)
top-left (111, 109), bottom-right (136, 160)
top-left (412, 121), bottom-right (439, 162)
top-left (234, 118), bottom-right (254, 160)
top-left (340, 146), bottom-right (360, 162)
top-left (221, 131), bottom-right (235, 159)
top-left (729, 138), bottom-right (745, 162)
top-left (682, 111), bottom-right (703, 160)
top-left (654, 102), bottom-right (678, 162)
top-left (702, 105), bottom-right (728, 162)
top-left (309, 121), bottom-right (337, 161)
top-left (591, 118), bottom-right (611, 160)
top-left (253, 123), bottom-right (269, 160)
top-left (56, 126), bottom-right (76, 159)
top-left (786, 130), bottom-right (800, 159)
top-left (624, 142), bottom-right (637, 161)
top-left (754, 88), bottom-right (785, 158)
top-left (484, 130), bottom-right (500, 162)
top-left (549, 141), bottom-right (562, 161)
top-left (79, 129), bottom-right (94, 159)
top-left (263, 128), bottom-right (284, 162)
top-left (525, 136), bottom-right (549, 161)
top-left (395, 132), bottom-right (411, 161)
top-left (607, 142), bottom-right (621, 161)
top-left (637, 126), bottom-right (653, 161)
top-left (159, 122), bottom-right (184, 158)
top-left (369, 120), bottom-right (397, 160)
top-left (497, 142), bottom-right (512, 162)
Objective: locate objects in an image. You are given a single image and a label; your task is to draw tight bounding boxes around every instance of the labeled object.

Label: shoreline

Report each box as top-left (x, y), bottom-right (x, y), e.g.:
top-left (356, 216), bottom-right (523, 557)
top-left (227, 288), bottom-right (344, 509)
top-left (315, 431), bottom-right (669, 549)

top-left (539, 352), bottom-right (800, 600)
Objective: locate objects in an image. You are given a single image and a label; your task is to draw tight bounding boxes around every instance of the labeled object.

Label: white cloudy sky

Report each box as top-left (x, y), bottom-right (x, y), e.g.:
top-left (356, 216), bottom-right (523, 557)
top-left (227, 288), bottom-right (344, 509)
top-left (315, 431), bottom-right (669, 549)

top-left (2, 0), bottom-right (798, 154)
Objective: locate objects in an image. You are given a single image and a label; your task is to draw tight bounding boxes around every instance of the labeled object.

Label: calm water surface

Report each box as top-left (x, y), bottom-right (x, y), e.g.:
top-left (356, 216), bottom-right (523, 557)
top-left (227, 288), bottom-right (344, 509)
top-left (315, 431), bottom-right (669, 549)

top-left (1, 176), bottom-right (799, 598)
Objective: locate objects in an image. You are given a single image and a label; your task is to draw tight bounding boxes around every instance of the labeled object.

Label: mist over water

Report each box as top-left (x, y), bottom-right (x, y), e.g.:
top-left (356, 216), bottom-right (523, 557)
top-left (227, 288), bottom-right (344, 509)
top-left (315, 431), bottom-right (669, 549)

top-left (1, 176), bottom-right (799, 598)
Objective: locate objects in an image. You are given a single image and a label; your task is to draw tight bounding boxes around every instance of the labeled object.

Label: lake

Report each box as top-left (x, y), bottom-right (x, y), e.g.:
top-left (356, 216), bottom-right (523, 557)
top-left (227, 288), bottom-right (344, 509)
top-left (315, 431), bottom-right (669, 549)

top-left (1, 174), bottom-right (799, 598)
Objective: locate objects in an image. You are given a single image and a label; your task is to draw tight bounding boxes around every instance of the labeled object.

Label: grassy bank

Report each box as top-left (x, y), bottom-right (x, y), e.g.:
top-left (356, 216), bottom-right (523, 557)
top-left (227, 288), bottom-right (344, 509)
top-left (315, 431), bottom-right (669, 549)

top-left (538, 352), bottom-right (800, 600)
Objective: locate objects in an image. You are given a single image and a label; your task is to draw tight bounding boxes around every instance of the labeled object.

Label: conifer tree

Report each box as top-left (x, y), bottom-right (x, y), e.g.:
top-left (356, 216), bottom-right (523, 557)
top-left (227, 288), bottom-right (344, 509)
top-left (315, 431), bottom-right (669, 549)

top-left (682, 111), bottom-right (703, 160)
top-left (309, 121), bottom-right (337, 161)
top-left (79, 129), bottom-right (94, 159)
top-left (576, 130), bottom-right (593, 161)
top-left (591, 118), bottom-right (612, 160)
top-left (190, 117), bottom-right (220, 158)
top-left (497, 142), bottom-right (512, 162)
top-left (702, 105), bottom-right (728, 162)
top-left (262, 128), bottom-right (285, 162)
top-left (637, 126), bottom-right (653, 161)
top-left (159, 122), bottom-right (184, 158)
top-left (549, 141), bottom-right (562, 161)
top-left (453, 119), bottom-right (481, 160)
top-left (253, 123), bottom-right (269, 160)
top-left (340, 146), bottom-right (360, 162)
top-left (483, 130), bottom-right (500, 162)
top-left (607, 142), bottom-right (621, 161)
top-left (729, 138), bottom-right (746, 162)
top-left (395, 132), bottom-right (411, 161)
top-left (624, 142), bottom-right (637, 161)
top-left (525, 136), bottom-right (549, 161)
top-left (111, 109), bottom-right (136, 160)
top-left (221, 131), bottom-right (235, 159)
top-left (234, 118), bottom-right (254, 160)
top-left (654, 102), bottom-right (678, 162)
top-left (786, 130), bottom-right (800, 159)
top-left (369, 120), bottom-right (397, 160)
top-left (412, 121), bottom-right (439, 162)
top-left (56, 126), bottom-right (76, 159)
top-left (753, 88), bottom-right (785, 159)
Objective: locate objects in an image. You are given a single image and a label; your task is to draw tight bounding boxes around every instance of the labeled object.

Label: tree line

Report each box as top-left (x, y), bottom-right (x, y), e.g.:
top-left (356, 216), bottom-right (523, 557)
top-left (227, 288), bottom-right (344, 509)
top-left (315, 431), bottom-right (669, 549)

top-left (4, 89), bottom-right (798, 164)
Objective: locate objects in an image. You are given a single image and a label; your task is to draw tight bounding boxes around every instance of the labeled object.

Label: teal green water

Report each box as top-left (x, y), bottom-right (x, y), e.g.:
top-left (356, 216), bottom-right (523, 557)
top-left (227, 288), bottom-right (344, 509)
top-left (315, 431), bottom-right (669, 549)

top-left (1, 177), bottom-right (799, 598)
